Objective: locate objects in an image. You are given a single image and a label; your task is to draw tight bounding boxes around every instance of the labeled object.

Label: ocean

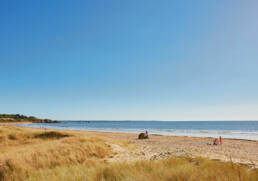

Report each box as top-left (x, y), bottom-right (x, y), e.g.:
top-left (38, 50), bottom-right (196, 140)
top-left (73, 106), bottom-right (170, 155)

top-left (19, 121), bottom-right (258, 140)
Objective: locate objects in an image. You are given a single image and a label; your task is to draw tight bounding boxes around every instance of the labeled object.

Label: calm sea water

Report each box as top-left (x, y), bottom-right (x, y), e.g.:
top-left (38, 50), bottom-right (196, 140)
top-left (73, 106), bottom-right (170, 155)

top-left (19, 121), bottom-right (258, 140)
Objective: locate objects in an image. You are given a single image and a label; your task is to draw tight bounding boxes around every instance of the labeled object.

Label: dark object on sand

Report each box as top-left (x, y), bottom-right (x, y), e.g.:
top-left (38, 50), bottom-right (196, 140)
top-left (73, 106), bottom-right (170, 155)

top-left (213, 139), bottom-right (218, 145)
top-left (138, 133), bottom-right (148, 139)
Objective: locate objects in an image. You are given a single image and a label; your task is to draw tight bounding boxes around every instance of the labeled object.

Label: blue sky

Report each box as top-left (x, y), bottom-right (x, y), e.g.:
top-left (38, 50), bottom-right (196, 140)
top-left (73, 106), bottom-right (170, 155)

top-left (1, 0), bottom-right (258, 120)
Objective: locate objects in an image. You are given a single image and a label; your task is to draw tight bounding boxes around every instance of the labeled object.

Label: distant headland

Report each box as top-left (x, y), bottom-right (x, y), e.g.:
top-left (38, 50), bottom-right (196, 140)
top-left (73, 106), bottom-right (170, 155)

top-left (0, 114), bottom-right (60, 123)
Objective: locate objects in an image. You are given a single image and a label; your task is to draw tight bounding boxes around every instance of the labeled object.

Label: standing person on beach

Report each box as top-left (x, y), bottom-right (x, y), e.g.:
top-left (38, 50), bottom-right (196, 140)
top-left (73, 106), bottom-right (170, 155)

top-left (219, 136), bottom-right (222, 145)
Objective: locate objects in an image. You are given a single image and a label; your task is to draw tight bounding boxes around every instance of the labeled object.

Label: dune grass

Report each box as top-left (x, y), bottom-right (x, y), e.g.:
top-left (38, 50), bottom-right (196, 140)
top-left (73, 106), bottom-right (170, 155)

top-left (26, 156), bottom-right (258, 181)
top-left (0, 126), bottom-right (257, 181)
top-left (0, 126), bottom-right (115, 181)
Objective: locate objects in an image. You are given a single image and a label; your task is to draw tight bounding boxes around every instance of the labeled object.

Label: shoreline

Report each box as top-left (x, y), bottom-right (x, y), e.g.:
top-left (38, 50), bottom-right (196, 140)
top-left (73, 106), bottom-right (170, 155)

top-left (8, 122), bottom-right (258, 142)
top-left (17, 123), bottom-right (258, 141)
top-left (3, 124), bottom-right (258, 167)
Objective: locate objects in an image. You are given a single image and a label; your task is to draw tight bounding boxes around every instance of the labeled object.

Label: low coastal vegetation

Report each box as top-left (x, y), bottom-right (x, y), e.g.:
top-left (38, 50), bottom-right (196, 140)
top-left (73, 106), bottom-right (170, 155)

top-left (28, 157), bottom-right (258, 181)
top-left (0, 126), bottom-right (257, 181)
top-left (0, 126), bottom-right (115, 181)
top-left (0, 114), bottom-right (60, 123)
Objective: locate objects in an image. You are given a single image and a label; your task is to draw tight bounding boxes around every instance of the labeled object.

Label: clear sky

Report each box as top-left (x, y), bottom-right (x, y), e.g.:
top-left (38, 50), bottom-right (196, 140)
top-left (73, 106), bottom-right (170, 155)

top-left (1, 0), bottom-right (258, 120)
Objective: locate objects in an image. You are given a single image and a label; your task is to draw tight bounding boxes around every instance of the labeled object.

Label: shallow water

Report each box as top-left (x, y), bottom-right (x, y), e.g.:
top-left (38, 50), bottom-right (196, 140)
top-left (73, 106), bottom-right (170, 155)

top-left (19, 121), bottom-right (258, 140)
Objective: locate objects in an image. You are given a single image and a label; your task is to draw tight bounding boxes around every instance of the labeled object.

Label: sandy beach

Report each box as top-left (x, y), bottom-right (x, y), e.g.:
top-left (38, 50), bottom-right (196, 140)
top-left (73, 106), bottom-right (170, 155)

top-left (82, 131), bottom-right (258, 167)
top-left (2, 123), bottom-right (258, 167)
top-left (1, 124), bottom-right (257, 180)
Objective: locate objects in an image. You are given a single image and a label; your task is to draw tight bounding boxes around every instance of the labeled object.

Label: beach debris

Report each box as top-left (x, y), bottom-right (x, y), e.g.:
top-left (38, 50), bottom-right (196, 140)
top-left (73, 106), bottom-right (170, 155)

top-left (150, 152), bottom-right (172, 160)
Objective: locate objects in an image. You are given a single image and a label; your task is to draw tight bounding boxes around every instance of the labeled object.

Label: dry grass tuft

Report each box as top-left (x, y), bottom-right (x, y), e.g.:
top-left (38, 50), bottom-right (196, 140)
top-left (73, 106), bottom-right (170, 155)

top-left (33, 131), bottom-right (70, 139)
top-left (8, 134), bottom-right (18, 140)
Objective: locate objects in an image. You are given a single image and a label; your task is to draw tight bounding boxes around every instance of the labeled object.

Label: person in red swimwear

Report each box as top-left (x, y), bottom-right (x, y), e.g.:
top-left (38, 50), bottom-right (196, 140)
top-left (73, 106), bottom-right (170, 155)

top-left (219, 136), bottom-right (222, 145)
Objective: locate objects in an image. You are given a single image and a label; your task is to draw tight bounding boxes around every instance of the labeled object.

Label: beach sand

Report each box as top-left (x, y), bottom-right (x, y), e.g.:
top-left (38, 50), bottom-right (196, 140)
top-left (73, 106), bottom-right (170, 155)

top-left (82, 131), bottom-right (258, 167)
top-left (2, 123), bottom-right (258, 167)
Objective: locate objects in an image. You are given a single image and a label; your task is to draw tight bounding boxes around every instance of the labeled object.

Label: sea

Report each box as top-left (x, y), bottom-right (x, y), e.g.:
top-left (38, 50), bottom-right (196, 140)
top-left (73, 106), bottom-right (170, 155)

top-left (18, 121), bottom-right (258, 140)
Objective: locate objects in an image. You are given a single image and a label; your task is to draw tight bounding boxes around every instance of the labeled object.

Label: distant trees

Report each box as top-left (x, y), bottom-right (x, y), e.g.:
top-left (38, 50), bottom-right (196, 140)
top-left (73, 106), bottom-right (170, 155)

top-left (0, 114), bottom-right (26, 119)
top-left (0, 114), bottom-right (60, 123)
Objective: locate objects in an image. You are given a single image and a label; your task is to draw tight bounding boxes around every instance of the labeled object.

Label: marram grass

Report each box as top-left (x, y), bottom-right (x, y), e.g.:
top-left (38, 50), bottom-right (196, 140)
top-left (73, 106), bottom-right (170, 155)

top-left (26, 157), bottom-right (258, 181)
top-left (0, 126), bottom-right (257, 181)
